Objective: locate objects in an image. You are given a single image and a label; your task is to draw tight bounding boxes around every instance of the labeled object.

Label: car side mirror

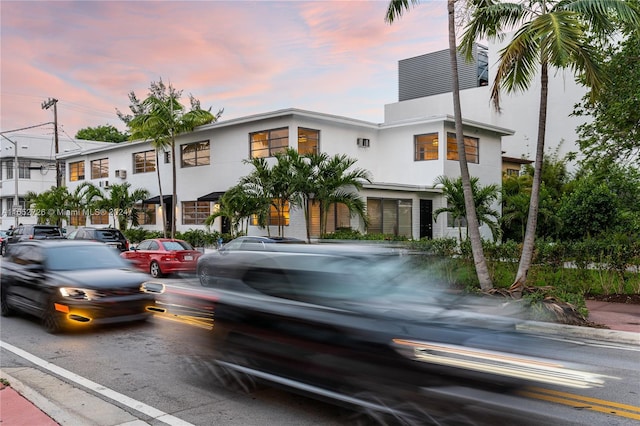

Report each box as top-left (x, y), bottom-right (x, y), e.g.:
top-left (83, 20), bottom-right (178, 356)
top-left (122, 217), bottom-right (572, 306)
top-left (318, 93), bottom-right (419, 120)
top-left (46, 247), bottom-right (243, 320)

top-left (129, 246), bottom-right (137, 251)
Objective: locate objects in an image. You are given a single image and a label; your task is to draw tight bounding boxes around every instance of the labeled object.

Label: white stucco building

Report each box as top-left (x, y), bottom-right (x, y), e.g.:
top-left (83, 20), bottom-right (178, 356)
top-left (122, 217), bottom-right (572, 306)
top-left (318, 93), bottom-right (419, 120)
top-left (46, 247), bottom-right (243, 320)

top-left (0, 133), bottom-right (111, 229)
top-left (59, 109), bottom-right (512, 241)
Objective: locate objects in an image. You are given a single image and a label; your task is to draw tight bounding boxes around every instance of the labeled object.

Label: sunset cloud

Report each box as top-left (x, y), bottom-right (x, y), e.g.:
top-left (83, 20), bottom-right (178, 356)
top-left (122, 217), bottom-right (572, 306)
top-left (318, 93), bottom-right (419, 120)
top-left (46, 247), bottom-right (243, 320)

top-left (1, 1), bottom-right (448, 139)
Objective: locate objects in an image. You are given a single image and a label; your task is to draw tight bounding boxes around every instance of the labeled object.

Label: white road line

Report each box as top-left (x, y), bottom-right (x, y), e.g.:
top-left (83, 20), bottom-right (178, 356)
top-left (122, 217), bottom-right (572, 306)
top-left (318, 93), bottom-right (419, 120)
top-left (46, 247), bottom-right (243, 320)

top-left (0, 340), bottom-right (194, 426)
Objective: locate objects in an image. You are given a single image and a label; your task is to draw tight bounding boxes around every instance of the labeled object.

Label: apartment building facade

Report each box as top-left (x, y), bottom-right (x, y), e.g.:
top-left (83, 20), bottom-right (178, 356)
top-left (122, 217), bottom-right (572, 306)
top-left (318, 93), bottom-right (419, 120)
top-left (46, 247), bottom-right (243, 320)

top-left (60, 109), bottom-right (512, 241)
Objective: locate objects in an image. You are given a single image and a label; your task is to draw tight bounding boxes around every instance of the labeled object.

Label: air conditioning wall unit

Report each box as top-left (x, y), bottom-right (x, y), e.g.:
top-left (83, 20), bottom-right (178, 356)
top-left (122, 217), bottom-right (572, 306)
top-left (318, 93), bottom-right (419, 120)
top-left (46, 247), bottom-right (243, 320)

top-left (116, 169), bottom-right (127, 179)
top-left (99, 180), bottom-right (110, 188)
top-left (357, 138), bottom-right (370, 148)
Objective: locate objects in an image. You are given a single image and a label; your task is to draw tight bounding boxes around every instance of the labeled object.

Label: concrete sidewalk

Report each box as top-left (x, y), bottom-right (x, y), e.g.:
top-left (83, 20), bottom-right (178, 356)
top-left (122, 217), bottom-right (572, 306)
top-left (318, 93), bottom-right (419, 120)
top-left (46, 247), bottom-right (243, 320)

top-left (1, 300), bottom-right (638, 426)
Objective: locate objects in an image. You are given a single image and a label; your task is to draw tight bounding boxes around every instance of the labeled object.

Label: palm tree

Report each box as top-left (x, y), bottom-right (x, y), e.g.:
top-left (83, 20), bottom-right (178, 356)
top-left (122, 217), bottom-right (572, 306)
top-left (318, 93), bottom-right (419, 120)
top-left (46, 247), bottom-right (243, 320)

top-left (119, 80), bottom-right (222, 238)
top-left (204, 184), bottom-right (258, 238)
top-left (241, 157), bottom-right (276, 236)
top-left (433, 176), bottom-right (501, 242)
top-left (460, 0), bottom-right (639, 292)
top-left (386, 0), bottom-right (494, 290)
top-left (97, 182), bottom-right (150, 230)
top-left (25, 186), bottom-right (69, 226)
top-left (66, 182), bottom-right (102, 227)
top-left (311, 153), bottom-right (371, 236)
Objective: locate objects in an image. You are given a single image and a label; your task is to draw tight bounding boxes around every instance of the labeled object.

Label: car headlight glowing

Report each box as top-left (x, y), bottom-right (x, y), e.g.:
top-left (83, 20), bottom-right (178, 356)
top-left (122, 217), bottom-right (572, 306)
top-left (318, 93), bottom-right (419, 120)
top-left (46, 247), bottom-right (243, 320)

top-left (59, 287), bottom-right (98, 301)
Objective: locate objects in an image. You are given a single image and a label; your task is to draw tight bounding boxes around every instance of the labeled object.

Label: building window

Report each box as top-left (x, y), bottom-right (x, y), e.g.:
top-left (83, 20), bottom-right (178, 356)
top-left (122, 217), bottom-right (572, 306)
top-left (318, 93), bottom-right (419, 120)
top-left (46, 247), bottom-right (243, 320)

top-left (181, 141), bottom-right (210, 167)
top-left (134, 203), bottom-right (156, 225)
top-left (164, 151), bottom-right (171, 164)
top-left (414, 133), bottom-right (439, 161)
top-left (298, 128), bottom-right (319, 155)
top-left (91, 158), bottom-right (109, 179)
top-left (69, 212), bottom-right (86, 226)
top-left (7, 197), bottom-right (27, 216)
top-left (309, 201), bottom-right (350, 236)
top-left (5, 160), bottom-right (13, 179)
top-left (367, 198), bottom-right (412, 237)
top-left (251, 199), bottom-right (290, 226)
top-left (133, 150), bottom-right (156, 173)
top-left (446, 133), bottom-right (479, 163)
top-left (69, 161), bottom-right (85, 182)
top-left (182, 201), bottom-right (210, 225)
top-left (250, 128), bottom-right (288, 158)
top-left (91, 210), bottom-right (109, 225)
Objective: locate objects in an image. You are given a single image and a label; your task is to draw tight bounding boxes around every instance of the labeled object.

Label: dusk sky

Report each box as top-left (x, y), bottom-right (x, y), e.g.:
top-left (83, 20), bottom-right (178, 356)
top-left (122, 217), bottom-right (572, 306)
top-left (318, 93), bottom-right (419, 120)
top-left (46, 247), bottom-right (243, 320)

top-left (1, 1), bottom-right (449, 141)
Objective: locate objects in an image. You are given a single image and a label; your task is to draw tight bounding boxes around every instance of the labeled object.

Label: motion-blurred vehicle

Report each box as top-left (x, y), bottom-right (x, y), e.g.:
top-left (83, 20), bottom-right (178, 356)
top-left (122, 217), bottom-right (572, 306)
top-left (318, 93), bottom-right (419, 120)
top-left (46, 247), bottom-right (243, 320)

top-left (0, 240), bottom-right (163, 333)
top-left (4, 224), bottom-right (64, 248)
top-left (121, 238), bottom-right (202, 278)
top-left (197, 235), bottom-right (305, 285)
top-left (67, 226), bottom-right (129, 252)
top-left (202, 245), bottom-right (607, 424)
top-left (0, 230), bottom-right (8, 256)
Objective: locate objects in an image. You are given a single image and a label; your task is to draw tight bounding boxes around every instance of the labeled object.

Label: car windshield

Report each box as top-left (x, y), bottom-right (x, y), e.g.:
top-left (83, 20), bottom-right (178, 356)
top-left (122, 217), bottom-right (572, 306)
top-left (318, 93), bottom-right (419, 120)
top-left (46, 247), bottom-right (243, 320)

top-left (96, 230), bottom-right (123, 241)
top-left (46, 245), bottom-right (129, 271)
top-left (162, 241), bottom-right (193, 251)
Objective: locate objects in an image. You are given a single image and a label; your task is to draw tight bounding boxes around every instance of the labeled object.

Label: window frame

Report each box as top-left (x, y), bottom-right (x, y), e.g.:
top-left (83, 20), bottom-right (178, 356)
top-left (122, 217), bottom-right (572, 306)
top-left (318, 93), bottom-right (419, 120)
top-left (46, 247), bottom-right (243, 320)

top-left (366, 198), bottom-right (413, 238)
top-left (182, 201), bottom-right (211, 225)
top-left (133, 150), bottom-right (156, 174)
top-left (298, 127), bottom-right (319, 155)
top-left (446, 132), bottom-right (479, 163)
top-left (250, 127), bottom-right (289, 158)
top-left (90, 158), bottom-right (109, 179)
top-left (69, 161), bottom-right (85, 182)
top-left (414, 133), bottom-right (439, 161)
top-left (180, 141), bottom-right (210, 168)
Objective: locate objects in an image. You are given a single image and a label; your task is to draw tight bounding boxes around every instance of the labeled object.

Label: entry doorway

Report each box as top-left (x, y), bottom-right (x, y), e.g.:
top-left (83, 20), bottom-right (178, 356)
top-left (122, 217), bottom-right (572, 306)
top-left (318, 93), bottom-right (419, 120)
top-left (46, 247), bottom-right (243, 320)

top-left (419, 199), bottom-right (433, 239)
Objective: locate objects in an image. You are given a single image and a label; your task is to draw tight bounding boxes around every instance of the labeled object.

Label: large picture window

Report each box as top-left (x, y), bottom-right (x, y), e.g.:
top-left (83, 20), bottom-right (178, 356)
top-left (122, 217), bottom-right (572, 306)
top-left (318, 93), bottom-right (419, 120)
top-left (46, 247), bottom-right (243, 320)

top-left (414, 133), bottom-right (439, 161)
top-left (134, 203), bottom-right (156, 225)
top-left (181, 141), bottom-right (210, 167)
top-left (309, 201), bottom-right (350, 236)
top-left (91, 158), bottom-right (109, 179)
top-left (446, 133), bottom-right (479, 163)
top-left (251, 199), bottom-right (290, 226)
top-left (250, 128), bottom-right (288, 158)
top-left (133, 150), bottom-right (156, 173)
top-left (367, 198), bottom-right (412, 237)
top-left (298, 128), bottom-right (319, 155)
top-left (69, 161), bottom-right (85, 182)
top-left (90, 211), bottom-right (109, 225)
top-left (182, 201), bottom-right (210, 225)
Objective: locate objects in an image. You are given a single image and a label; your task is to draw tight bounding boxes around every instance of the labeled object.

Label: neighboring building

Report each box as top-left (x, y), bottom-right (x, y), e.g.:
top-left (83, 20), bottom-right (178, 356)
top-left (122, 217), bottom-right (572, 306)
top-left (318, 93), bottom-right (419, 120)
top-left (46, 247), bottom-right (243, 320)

top-left (0, 134), bottom-right (111, 228)
top-left (60, 109), bottom-right (512, 241)
top-left (387, 39), bottom-right (589, 167)
top-left (502, 155), bottom-right (534, 177)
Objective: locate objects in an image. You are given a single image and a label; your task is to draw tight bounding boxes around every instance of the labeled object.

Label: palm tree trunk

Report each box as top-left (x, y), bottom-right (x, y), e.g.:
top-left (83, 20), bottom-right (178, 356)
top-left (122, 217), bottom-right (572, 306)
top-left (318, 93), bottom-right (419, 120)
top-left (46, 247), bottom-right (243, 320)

top-left (171, 139), bottom-right (177, 239)
top-left (512, 63), bottom-right (548, 294)
top-left (448, 0), bottom-right (493, 291)
top-left (155, 150), bottom-right (167, 238)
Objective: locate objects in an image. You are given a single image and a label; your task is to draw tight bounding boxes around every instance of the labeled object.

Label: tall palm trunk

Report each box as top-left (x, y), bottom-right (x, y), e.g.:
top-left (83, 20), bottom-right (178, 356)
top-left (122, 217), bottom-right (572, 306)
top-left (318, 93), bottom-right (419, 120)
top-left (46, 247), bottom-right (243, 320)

top-left (448, 0), bottom-right (493, 290)
top-left (511, 62), bottom-right (548, 293)
top-left (171, 138), bottom-right (177, 239)
top-left (155, 149), bottom-right (167, 238)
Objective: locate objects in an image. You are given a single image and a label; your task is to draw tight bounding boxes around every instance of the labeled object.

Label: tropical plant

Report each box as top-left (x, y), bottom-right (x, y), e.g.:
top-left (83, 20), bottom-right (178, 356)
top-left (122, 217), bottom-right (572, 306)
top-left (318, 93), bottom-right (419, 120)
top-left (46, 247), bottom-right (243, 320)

top-left (24, 186), bottom-right (69, 226)
top-left (66, 182), bottom-right (102, 226)
top-left (75, 124), bottom-right (129, 143)
top-left (118, 79), bottom-right (223, 238)
top-left (460, 0), bottom-right (640, 293)
top-left (204, 184), bottom-right (259, 238)
top-left (240, 157), bottom-right (277, 236)
top-left (386, 0), bottom-right (494, 291)
top-left (96, 182), bottom-right (150, 230)
top-left (433, 176), bottom-right (501, 242)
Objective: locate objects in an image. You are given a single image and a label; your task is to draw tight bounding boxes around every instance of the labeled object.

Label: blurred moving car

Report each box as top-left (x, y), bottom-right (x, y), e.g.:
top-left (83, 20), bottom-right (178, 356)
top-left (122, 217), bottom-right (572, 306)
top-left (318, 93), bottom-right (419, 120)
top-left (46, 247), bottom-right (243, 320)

top-left (0, 230), bottom-right (8, 256)
top-left (121, 238), bottom-right (202, 278)
top-left (197, 235), bottom-right (305, 285)
top-left (0, 240), bottom-right (163, 333)
top-left (202, 245), bottom-right (607, 424)
top-left (67, 226), bottom-right (129, 252)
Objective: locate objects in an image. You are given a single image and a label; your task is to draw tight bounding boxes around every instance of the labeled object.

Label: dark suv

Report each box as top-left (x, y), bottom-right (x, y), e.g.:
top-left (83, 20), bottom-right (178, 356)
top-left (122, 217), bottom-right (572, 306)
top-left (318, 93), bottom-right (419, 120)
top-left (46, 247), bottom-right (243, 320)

top-left (2, 224), bottom-right (65, 255)
top-left (67, 227), bottom-right (129, 252)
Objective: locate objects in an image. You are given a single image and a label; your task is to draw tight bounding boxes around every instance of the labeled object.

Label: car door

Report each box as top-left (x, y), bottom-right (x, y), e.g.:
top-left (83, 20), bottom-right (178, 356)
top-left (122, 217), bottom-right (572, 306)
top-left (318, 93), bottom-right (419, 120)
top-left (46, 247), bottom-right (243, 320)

top-left (126, 239), bottom-right (150, 270)
top-left (4, 244), bottom-right (49, 317)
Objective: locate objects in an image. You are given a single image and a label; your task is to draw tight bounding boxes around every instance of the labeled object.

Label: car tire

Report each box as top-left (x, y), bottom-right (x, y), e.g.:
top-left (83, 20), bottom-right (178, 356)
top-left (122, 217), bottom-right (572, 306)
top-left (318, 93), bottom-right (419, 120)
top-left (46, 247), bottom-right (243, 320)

top-left (1, 291), bottom-right (14, 317)
top-left (42, 304), bottom-right (64, 334)
top-left (150, 261), bottom-right (163, 278)
top-left (199, 264), bottom-right (211, 286)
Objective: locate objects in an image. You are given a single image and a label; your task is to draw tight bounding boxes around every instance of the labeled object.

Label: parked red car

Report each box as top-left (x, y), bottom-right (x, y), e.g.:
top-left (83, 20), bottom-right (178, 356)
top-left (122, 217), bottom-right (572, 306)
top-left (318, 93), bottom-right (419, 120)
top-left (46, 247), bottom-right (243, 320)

top-left (121, 238), bottom-right (202, 278)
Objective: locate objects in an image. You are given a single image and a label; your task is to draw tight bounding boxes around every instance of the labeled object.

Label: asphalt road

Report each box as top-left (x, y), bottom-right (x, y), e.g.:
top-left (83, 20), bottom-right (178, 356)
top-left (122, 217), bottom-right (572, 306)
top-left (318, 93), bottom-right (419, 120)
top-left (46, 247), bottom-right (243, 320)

top-left (1, 272), bottom-right (639, 425)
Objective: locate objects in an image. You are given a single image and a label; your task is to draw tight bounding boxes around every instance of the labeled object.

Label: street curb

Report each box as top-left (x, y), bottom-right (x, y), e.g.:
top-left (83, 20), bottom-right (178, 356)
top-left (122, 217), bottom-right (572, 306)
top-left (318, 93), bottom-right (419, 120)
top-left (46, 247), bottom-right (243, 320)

top-left (517, 321), bottom-right (640, 346)
top-left (0, 367), bottom-right (150, 426)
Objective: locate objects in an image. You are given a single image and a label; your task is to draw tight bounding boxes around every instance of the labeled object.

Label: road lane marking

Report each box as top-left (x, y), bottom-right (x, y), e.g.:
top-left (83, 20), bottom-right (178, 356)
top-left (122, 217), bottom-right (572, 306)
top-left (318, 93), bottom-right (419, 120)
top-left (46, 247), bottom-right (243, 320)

top-left (0, 340), bottom-right (194, 426)
top-left (519, 386), bottom-right (640, 421)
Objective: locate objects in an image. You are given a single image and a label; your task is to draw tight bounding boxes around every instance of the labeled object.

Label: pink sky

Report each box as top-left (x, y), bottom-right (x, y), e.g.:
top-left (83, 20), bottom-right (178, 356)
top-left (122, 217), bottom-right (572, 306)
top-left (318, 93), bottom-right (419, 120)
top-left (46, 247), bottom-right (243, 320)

top-left (1, 1), bottom-right (449, 140)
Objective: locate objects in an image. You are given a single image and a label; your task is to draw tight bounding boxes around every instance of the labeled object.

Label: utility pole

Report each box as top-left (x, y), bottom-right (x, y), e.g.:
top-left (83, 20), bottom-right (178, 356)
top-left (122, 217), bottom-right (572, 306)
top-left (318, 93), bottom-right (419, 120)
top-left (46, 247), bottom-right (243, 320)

top-left (41, 98), bottom-right (61, 187)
